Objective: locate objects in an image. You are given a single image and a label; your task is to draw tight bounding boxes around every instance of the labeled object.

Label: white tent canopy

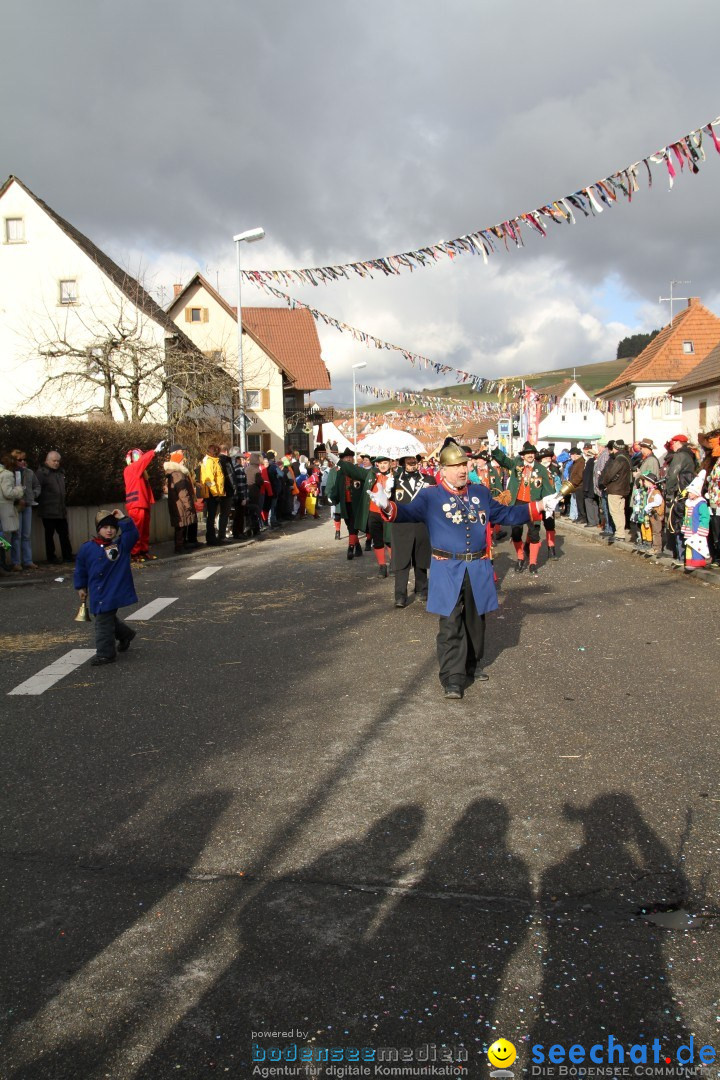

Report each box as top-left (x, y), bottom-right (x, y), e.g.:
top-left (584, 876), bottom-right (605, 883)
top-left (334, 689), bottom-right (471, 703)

top-left (357, 426), bottom-right (427, 458)
top-left (313, 421), bottom-right (354, 452)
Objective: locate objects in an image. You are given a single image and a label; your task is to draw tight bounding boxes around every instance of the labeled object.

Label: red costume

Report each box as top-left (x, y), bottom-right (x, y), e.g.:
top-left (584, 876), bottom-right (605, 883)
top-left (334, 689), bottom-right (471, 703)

top-left (123, 449), bottom-right (156, 558)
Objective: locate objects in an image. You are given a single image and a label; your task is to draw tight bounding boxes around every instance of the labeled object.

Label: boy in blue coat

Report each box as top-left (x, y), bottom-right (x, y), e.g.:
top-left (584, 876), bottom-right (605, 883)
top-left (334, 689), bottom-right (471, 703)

top-left (74, 510), bottom-right (139, 666)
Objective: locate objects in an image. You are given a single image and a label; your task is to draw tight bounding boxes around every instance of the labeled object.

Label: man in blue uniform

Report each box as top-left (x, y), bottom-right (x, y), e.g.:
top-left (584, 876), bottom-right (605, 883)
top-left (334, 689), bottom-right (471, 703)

top-left (375, 439), bottom-right (561, 699)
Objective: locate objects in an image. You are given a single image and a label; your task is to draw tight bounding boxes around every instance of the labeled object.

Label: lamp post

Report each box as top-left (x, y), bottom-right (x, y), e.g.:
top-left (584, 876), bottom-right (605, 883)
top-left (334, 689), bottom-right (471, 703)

top-left (233, 227), bottom-right (265, 454)
top-left (352, 361), bottom-right (367, 458)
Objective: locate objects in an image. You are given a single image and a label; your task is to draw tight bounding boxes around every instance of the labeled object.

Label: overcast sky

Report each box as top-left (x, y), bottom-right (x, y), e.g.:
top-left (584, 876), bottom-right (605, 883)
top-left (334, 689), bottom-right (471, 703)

top-left (4, 0), bottom-right (720, 406)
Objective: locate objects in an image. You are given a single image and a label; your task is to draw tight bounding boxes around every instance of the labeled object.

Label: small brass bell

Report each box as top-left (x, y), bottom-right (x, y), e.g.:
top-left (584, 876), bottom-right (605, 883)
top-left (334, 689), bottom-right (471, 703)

top-left (559, 479), bottom-right (579, 497)
top-left (74, 600), bottom-right (91, 622)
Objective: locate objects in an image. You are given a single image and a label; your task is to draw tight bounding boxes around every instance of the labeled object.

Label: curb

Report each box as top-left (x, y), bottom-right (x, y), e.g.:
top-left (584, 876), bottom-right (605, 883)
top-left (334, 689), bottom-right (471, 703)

top-left (0, 514), bottom-right (327, 588)
top-left (557, 518), bottom-right (720, 587)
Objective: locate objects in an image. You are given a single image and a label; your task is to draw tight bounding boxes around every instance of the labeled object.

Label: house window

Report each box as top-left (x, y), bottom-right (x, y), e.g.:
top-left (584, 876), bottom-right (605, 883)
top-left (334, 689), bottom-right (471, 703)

top-left (185, 307), bottom-right (209, 323)
top-left (4, 217), bottom-right (25, 243)
top-left (699, 401), bottom-right (707, 427)
top-left (662, 397), bottom-right (682, 418)
top-left (59, 279), bottom-right (78, 304)
top-left (247, 433), bottom-right (261, 452)
top-left (247, 388), bottom-right (270, 410)
top-left (682, 341), bottom-right (694, 354)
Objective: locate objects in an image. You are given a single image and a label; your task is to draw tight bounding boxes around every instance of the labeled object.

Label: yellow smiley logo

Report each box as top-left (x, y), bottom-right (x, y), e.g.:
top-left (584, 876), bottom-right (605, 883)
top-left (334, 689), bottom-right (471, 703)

top-left (488, 1039), bottom-right (517, 1069)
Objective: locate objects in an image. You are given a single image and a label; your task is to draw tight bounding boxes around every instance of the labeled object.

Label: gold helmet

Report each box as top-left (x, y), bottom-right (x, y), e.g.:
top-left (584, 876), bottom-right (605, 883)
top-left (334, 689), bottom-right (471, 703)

top-left (438, 438), bottom-right (468, 466)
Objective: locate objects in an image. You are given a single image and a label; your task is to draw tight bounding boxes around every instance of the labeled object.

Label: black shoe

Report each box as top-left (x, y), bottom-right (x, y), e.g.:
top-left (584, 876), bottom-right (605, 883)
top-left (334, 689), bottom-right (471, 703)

top-left (364, 539), bottom-right (372, 551)
top-left (334, 533), bottom-right (342, 540)
top-left (90, 655), bottom-right (116, 666)
top-left (547, 547), bottom-right (557, 558)
top-left (354, 543), bottom-right (363, 557)
top-left (347, 546), bottom-right (354, 560)
top-left (443, 682), bottom-right (464, 700)
top-left (117, 629), bottom-right (136, 653)
top-left (378, 565), bottom-right (388, 578)
top-left (415, 590), bottom-right (428, 601)
top-left (515, 561), bottom-right (525, 573)
top-left (467, 668), bottom-right (490, 683)
top-left (394, 594), bottom-right (407, 608)
top-left (529, 564), bottom-right (538, 575)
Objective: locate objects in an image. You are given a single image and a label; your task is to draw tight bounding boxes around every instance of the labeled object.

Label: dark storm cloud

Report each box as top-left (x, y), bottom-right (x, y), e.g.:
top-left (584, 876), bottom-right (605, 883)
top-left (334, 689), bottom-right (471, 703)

top-left (3, 0), bottom-right (720, 401)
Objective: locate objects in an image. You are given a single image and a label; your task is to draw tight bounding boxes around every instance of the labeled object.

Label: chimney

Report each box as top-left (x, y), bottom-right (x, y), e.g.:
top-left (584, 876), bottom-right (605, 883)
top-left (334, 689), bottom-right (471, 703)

top-left (687, 297), bottom-right (699, 308)
top-left (173, 283), bottom-right (183, 298)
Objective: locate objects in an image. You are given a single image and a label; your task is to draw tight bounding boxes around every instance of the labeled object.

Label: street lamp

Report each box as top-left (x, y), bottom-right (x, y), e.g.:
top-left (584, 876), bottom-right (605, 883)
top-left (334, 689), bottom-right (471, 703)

top-left (352, 361), bottom-right (367, 456)
top-left (233, 226), bottom-right (265, 454)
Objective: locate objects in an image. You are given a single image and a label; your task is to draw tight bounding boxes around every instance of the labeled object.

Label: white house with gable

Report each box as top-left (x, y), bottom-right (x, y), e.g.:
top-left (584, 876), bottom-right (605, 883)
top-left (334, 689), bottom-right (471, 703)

top-left (537, 380), bottom-right (606, 450)
top-left (0, 175), bottom-right (196, 421)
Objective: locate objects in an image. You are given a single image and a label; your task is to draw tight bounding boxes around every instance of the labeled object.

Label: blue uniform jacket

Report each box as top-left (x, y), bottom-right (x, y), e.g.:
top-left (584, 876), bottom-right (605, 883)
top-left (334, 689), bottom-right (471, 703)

top-left (73, 518), bottom-right (139, 615)
top-left (391, 481), bottom-right (534, 617)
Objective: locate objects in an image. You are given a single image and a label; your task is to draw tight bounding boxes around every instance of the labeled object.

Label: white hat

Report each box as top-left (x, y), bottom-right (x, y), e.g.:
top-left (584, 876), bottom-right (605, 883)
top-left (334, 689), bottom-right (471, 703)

top-left (685, 470), bottom-right (706, 498)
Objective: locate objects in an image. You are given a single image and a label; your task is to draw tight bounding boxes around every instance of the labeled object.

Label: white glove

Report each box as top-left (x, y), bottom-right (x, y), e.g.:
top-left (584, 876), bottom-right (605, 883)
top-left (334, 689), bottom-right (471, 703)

top-left (373, 484), bottom-right (389, 510)
top-left (543, 493), bottom-right (562, 515)
top-left (155, 439), bottom-right (166, 453)
top-left (486, 429), bottom-right (497, 450)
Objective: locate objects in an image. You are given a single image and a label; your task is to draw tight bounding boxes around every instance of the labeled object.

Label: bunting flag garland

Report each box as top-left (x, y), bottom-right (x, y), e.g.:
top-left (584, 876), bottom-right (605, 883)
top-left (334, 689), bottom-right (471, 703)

top-left (245, 277), bottom-right (682, 416)
top-left (246, 277), bottom-right (510, 393)
top-left (242, 113), bottom-right (720, 286)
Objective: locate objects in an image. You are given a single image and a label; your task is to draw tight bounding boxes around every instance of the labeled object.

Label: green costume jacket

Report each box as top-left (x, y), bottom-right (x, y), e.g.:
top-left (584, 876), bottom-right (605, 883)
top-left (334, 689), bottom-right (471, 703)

top-left (491, 448), bottom-right (555, 502)
top-left (337, 460), bottom-right (392, 539)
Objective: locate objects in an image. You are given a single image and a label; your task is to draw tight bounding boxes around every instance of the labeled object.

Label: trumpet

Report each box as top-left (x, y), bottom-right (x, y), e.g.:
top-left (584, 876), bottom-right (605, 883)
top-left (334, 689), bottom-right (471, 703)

top-left (74, 600), bottom-right (91, 622)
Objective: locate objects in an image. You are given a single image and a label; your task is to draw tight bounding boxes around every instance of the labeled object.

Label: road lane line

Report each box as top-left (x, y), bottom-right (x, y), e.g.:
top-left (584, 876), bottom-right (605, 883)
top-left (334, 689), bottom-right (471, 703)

top-left (187, 566), bottom-right (223, 580)
top-left (8, 649), bottom-right (96, 696)
top-left (126, 597), bottom-right (178, 621)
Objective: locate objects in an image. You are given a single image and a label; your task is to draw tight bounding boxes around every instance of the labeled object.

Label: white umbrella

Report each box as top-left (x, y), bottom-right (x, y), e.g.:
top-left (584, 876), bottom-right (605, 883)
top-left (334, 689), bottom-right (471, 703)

top-left (357, 426), bottom-right (426, 458)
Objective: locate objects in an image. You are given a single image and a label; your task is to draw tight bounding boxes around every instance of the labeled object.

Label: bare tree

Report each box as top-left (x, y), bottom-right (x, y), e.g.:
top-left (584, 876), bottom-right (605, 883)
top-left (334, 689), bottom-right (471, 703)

top-left (24, 274), bottom-right (234, 425)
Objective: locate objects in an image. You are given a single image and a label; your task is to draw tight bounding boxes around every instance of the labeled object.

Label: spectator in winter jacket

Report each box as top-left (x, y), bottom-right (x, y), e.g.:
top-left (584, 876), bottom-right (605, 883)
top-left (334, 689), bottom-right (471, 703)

top-left (567, 447), bottom-right (586, 522)
top-left (36, 450), bottom-right (74, 564)
top-left (0, 456), bottom-right (25, 574)
top-left (581, 445), bottom-right (599, 527)
top-left (217, 445), bottom-right (237, 543)
top-left (163, 447), bottom-right (198, 554)
top-left (200, 444), bottom-right (225, 545)
top-left (8, 449), bottom-right (41, 570)
top-left (664, 434), bottom-right (697, 503)
top-left (73, 510), bottom-right (139, 666)
top-left (230, 450), bottom-right (249, 538)
top-left (600, 439), bottom-right (632, 542)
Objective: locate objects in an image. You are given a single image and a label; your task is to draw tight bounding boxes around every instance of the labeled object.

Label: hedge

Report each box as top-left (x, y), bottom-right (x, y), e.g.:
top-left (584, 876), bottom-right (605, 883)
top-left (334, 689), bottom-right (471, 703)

top-left (0, 415), bottom-right (170, 506)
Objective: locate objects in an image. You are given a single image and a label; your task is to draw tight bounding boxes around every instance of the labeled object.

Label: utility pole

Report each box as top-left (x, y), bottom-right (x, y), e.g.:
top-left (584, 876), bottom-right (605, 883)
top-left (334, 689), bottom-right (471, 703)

top-left (659, 280), bottom-right (690, 326)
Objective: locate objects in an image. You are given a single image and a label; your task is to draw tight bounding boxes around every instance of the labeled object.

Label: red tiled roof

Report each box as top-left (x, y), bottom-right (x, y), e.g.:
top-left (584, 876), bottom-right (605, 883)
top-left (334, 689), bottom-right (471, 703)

top-left (167, 273), bottom-right (331, 392)
top-left (669, 341), bottom-right (720, 394)
top-left (243, 307), bottom-right (331, 391)
top-left (597, 299), bottom-right (720, 396)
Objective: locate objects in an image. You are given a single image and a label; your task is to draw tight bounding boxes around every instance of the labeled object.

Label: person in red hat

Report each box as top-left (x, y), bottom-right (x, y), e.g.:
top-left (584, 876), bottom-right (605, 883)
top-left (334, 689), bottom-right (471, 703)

top-left (123, 440), bottom-right (165, 561)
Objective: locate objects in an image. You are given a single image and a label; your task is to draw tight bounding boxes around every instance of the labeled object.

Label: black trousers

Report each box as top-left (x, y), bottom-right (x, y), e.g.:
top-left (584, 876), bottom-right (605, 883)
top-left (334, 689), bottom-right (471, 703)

top-left (218, 495), bottom-right (233, 540)
top-left (368, 510), bottom-right (387, 549)
top-left (436, 570), bottom-right (486, 687)
top-left (511, 521), bottom-right (541, 545)
top-left (232, 502), bottom-right (246, 538)
top-left (395, 563), bottom-right (428, 599)
top-left (42, 517), bottom-right (73, 561)
top-left (95, 609), bottom-right (133, 658)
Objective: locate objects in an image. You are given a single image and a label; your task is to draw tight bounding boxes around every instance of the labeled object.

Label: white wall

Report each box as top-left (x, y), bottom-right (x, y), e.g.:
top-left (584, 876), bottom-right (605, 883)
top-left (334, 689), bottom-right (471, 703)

top-left (680, 388), bottom-right (720, 438)
top-left (0, 181), bottom-right (169, 420)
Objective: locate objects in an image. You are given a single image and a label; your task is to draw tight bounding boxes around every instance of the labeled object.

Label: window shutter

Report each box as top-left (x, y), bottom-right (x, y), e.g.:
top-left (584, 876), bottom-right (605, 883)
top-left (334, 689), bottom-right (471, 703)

top-left (202, 308), bottom-right (209, 323)
top-left (185, 308), bottom-right (192, 322)
top-left (261, 389), bottom-right (270, 410)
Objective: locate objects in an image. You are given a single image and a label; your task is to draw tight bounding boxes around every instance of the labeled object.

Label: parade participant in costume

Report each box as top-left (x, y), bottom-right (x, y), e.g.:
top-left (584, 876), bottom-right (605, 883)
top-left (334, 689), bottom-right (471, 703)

top-left (681, 471), bottom-right (710, 571)
top-left (536, 448), bottom-right (562, 557)
top-left (704, 430), bottom-right (720, 566)
top-left (328, 447), bottom-right (367, 558)
top-left (390, 454), bottom-right (435, 607)
top-left (641, 473), bottom-right (665, 562)
top-left (163, 446), bottom-right (198, 554)
top-left (489, 435), bottom-right (555, 574)
top-left (374, 438), bottom-right (561, 698)
top-left (469, 450), bottom-right (508, 550)
top-left (123, 440), bottom-right (165, 561)
top-left (73, 510), bottom-right (139, 666)
top-left (335, 451), bottom-right (395, 572)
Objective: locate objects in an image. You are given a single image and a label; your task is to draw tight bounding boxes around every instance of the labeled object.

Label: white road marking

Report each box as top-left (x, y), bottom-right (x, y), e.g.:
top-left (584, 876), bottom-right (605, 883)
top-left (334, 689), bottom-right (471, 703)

top-left (126, 597), bottom-right (178, 621)
top-left (187, 566), bottom-right (223, 580)
top-left (8, 649), bottom-right (96, 696)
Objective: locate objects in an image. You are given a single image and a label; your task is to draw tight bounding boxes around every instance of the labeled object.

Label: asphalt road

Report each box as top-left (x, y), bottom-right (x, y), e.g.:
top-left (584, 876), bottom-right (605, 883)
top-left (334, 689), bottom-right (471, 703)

top-left (1, 518), bottom-right (719, 1080)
